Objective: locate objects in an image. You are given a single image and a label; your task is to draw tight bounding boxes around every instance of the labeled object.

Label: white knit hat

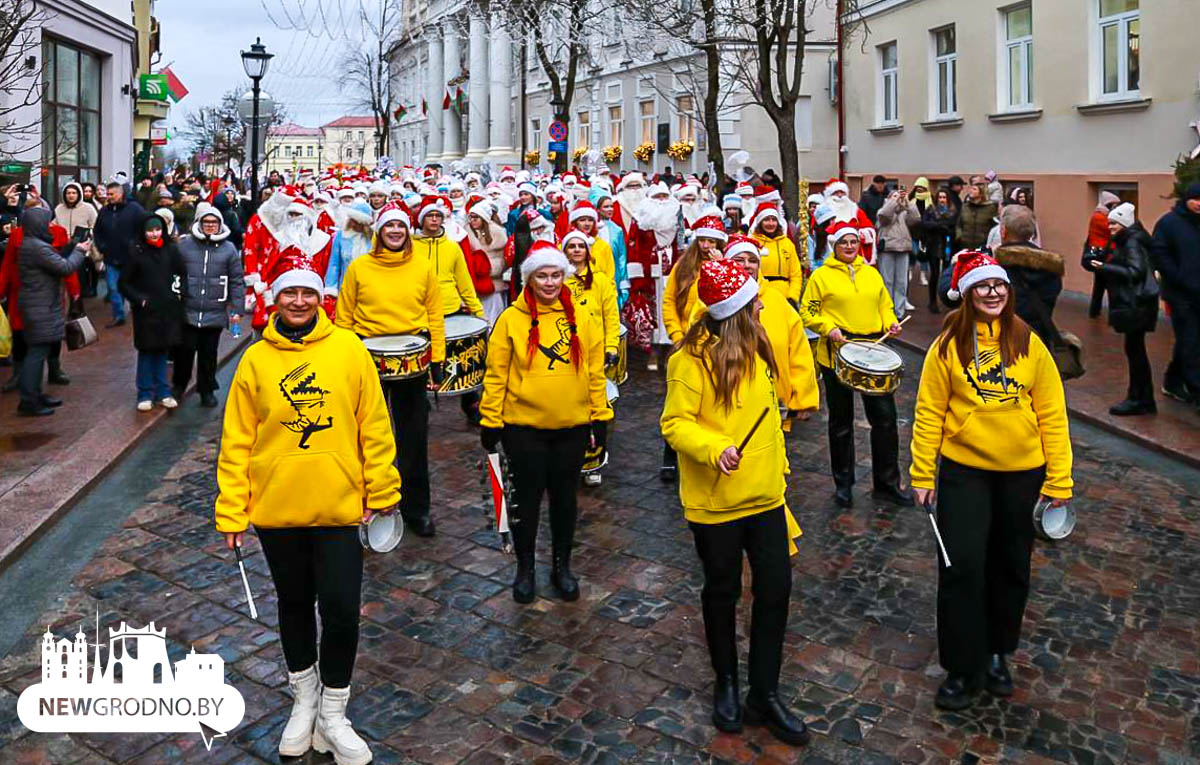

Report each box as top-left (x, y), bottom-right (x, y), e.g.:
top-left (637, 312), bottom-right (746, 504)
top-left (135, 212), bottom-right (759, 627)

top-left (560, 229), bottom-right (592, 249)
top-left (520, 240), bottom-right (576, 280)
top-left (374, 202), bottom-right (411, 232)
top-left (825, 180), bottom-right (849, 198)
top-left (271, 263), bottom-right (324, 296)
top-left (1108, 202), bottom-right (1135, 229)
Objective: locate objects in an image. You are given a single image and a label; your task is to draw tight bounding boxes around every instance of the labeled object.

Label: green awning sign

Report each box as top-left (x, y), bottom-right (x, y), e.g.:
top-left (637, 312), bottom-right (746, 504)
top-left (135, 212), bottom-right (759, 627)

top-left (139, 74), bottom-right (169, 101)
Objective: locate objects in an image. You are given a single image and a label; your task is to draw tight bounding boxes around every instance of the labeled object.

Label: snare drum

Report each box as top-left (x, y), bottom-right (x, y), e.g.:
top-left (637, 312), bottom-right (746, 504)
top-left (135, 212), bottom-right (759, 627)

top-left (606, 325), bottom-right (629, 385)
top-left (833, 341), bottom-right (903, 395)
top-left (433, 315), bottom-right (489, 395)
top-left (363, 335), bottom-right (432, 381)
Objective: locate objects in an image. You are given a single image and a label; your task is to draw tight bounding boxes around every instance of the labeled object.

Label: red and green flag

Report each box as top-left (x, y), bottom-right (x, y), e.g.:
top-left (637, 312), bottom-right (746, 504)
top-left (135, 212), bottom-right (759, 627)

top-left (453, 87), bottom-right (465, 114)
top-left (442, 88), bottom-right (451, 110)
top-left (393, 103), bottom-right (408, 120)
top-left (161, 66), bottom-right (188, 102)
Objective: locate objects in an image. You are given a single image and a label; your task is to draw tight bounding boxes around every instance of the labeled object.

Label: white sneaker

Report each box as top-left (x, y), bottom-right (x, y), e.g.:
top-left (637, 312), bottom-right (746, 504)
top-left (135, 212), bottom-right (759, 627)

top-left (584, 473), bottom-right (602, 487)
top-left (904, 299), bottom-right (915, 311)
top-left (279, 665), bottom-right (321, 757)
top-left (313, 686), bottom-right (372, 765)
top-left (136, 400), bottom-right (153, 412)
top-left (647, 358), bottom-right (659, 371)
top-left (159, 396), bottom-right (178, 409)
top-left (920, 273), bottom-right (929, 285)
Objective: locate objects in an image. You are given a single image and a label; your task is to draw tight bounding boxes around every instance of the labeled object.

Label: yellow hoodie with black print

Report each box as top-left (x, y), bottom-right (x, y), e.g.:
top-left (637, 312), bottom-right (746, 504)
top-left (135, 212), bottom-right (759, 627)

top-left (215, 311), bottom-right (401, 532)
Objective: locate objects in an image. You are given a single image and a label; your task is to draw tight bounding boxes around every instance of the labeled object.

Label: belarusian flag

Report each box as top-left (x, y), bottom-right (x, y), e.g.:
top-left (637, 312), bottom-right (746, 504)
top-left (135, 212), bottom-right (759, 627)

top-left (453, 87), bottom-right (465, 113)
top-left (394, 104), bottom-right (407, 120)
top-left (161, 66), bottom-right (188, 102)
top-left (442, 88), bottom-right (451, 110)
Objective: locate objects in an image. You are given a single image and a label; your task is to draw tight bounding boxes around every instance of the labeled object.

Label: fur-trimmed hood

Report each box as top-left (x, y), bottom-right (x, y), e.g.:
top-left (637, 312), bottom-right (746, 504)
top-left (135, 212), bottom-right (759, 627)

top-left (993, 243), bottom-right (1065, 276)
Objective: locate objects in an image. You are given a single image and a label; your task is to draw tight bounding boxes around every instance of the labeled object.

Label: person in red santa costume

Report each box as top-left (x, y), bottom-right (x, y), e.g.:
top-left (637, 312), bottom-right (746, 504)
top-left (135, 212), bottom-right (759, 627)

top-left (313, 189), bottom-right (336, 235)
top-left (243, 190), bottom-right (333, 331)
top-left (624, 182), bottom-right (683, 370)
top-left (613, 172), bottom-right (648, 238)
top-left (822, 179), bottom-right (877, 264)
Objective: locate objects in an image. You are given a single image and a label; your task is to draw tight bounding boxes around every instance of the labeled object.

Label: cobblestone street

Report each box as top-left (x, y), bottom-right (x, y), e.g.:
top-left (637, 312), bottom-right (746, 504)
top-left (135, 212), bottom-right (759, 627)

top-left (2, 346), bottom-right (1198, 765)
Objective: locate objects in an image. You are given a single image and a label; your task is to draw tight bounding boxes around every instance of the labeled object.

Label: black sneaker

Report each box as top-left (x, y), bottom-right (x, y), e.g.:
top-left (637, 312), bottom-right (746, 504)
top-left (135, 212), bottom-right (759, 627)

top-left (1162, 383), bottom-right (1193, 404)
top-left (1109, 399), bottom-right (1156, 416)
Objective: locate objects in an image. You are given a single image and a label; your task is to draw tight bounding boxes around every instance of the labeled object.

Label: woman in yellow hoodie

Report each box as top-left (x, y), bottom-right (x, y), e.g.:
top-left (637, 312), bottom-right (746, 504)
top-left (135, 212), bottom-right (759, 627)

top-left (215, 263), bottom-right (399, 765)
top-left (909, 251), bottom-right (1072, 712)
top-left (801, 221), bottom-right (909, 509)
top-left (480, 240), bottom-right (613, 604)
top-left (336, 202), bottom-right (443, 538)
top-left (749, 202), bottom-right (804, 306)
top-left (661, 259), bottom-right (808, 748)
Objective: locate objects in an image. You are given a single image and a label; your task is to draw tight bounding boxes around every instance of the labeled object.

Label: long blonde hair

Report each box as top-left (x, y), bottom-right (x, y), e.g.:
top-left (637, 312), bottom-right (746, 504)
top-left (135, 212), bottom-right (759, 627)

top-left (679, 302), bottom-right (776, 410)
top-left (672, 239), bottom-right (711, 317)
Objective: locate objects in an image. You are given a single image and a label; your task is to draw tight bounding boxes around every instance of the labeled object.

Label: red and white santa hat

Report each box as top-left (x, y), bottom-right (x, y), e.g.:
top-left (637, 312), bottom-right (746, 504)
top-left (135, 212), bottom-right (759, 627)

top-left (673, 184), bottom-right (699, 201)
top-left (568, 200), bottom-right (598, 223)
top-left (754, 185), bottom-right (782, 206)
top-left (270, 256), bottom-right (324, 297)
top-left (947, 250), bottom-right (1009, 301)
top-left (824, 178), bottom-right (850, 198)
top-left (749, 201), bottom-right (783, 232)
top-left (498, 166), bottom-right (517, 181)
top-left (524, 207), bottom-right (552, 231)
top-left (416, 195), bottom-right (450, 225)
top-left (616, 172), bottom-right (646, 191)
top-left (286, 195), bottom-right (315, 218)
top-left (560, 229), bottom-right (592, 250)
top-left (521, 239), bottom-right (576, 280)
top-left (724, 233), bottom-right (764, 262)
top-left (691, 213), bottom-right (728, 243)
top-left (374, 201), bottom-right (411, 232)
top-left (698, 259), bottom-right (759, 321)
top-left (826, 220), bottom-right (861, 245)
top-left (516, 181), bottom-right (537, 197)
top-left (466, 197), bottom-right (495, 221)
top-left (735, 182), bottom-right (754, 197)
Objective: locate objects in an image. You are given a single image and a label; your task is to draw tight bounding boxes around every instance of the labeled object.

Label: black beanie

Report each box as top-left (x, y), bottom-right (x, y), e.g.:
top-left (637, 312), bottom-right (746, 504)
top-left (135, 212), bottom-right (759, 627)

top-left (1183, 182), bottom-right (1200, 202)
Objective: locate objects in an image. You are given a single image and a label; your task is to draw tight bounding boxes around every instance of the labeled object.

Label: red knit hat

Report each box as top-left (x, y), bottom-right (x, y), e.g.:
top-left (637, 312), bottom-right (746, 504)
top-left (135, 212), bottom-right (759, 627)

top-left (749, 201), bottom-right (783, 232)
top-left (417, 195), bottom-right (450, 225)
top-left (698, 259), bottom-right (759, 320)
top-left (568, 200), bottom-right (598, 223)
top-left (826, 219), bottom-right (860, 245)
top-left (374, 201), bottom-right (411, 232)
top-left (947, 250), bottom-right (1009, 300)
top-left (690, 214), bottom-right (727, 243)
top-left (724, 233), bottom-right (764, 263)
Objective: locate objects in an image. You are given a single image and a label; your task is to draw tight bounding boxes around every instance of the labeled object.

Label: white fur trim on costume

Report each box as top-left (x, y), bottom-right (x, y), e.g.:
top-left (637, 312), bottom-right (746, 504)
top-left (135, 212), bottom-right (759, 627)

top-left (519, 248), bottom-right (576, 280)
top-left (749, 205), bottom-right (782, 233)
top-left (252, 278), bottom-right (267, 294)
top-left (516, 182), bottom-right (537, 196)
top-left (824, 181), bottom-right (849, 198)
top-left (858, 227), bottom-right (876, 244)
top-left (707, 276), bottom-right (760, 320)
top-left (724, 239), bottom-right (763, 262)
top-left (244, 293), bottom-right (257, 313)
top-left (375, 207), bottom-right (411, 232)
top-left (955, 263), bottom-right (1009, 297)
top-left (323, 285), bottom-right (339, 298)
top-left (827, 226), bottom-right (860, 245)
top-left (560, 230), bottom-right (592, 248)
top-left (270, 268), bottom-right (324, 296)
top-left (692, 226), bottom-right (728, 243)
top-left (568, 205), bottom-right (597, 223)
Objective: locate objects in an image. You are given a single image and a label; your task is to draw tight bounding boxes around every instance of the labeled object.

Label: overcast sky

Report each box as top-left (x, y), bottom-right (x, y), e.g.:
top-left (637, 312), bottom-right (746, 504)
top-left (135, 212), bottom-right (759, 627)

top-left (156, 0), bottom-right (367, 134)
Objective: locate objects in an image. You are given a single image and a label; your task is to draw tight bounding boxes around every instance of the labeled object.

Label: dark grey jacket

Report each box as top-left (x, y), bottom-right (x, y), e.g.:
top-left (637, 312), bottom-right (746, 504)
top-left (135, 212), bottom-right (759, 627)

top-left (176, 217), bottom-right (245, 328)
top-left (17, 208), bottom-right (85, 345)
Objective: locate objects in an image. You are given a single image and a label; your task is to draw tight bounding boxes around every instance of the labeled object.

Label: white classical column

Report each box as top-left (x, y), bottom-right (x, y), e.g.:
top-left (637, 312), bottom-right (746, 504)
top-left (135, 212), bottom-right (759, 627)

top-left (464, 12), bottom-right (490, 161)
top-left (486, 14), bottom-right (515, 161)
top-left (441, 21), bottom-right (463, 160)
top-left (425, 36), bottom-right (444, 162)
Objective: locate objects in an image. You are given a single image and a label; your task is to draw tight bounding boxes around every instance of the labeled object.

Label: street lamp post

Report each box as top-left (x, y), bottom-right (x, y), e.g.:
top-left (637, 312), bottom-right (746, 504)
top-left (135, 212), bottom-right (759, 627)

top-left (240, 37), bottom-right (273, 211)
top-left (550, 95), bottom-right (566, 175)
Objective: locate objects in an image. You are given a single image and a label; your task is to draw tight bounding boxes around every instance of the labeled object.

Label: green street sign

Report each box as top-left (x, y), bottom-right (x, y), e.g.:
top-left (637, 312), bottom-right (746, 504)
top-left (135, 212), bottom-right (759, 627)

top-left (139, 73), bottom-right (169, 101)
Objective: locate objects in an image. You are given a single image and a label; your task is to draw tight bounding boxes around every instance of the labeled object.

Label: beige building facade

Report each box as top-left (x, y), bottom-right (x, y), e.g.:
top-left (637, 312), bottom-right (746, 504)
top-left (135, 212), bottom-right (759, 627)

top-left (265, 123), bottom-right (324, 175)
top-left (841, 0), bottom-right (1197, 293)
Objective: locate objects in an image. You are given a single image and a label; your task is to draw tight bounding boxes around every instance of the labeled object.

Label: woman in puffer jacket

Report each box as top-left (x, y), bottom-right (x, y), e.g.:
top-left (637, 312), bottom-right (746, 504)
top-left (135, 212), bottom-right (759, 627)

top-left (464, 198), bottom-right (509, 325)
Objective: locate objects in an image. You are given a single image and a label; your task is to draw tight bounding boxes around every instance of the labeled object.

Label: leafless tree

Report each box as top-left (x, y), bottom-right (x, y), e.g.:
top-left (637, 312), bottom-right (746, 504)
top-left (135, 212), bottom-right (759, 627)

top-left (178, 88), bottom-right (286, 172)
top-left (0, 0), bottom-right (48, 161)
top-left (338, 1), bottom-right (400, 156)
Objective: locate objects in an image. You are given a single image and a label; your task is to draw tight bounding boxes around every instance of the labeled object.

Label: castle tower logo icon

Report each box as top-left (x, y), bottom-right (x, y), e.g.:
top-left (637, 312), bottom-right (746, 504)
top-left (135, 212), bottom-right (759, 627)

top-left (17, 614), bottom-right (245, 750)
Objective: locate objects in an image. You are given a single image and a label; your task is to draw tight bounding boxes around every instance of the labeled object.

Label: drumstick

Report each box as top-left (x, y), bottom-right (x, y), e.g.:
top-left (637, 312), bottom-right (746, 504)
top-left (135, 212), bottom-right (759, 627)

top-left (923, 500), bottom-right (952, 568)
top-left (869, 315), bottom-right (911, 346)
top-left (710, 407), bottom-right (771, 490)
top-left (234, 546), bottom-right (259, 620)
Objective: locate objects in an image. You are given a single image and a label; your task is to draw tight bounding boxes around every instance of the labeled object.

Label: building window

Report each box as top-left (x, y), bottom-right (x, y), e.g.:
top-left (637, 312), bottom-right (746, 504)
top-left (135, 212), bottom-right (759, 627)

top-left (576, 111), bottom-right (590, 148)
top-left (1002, 5), bottom-right (1033, 108)
top-left (675, 95), bottom-right (695, 143)
top-left (931, 26), bottom-right (957, 117)
top-left (607, 105), bottom-right (622, 147)
top-left (877, 42), bottom-right (898, 126)
top-left (639, 100), bottom-right (655, 143)
top-left (530, 118), bottom-right (541, 151)
top-left (358, 130), bottom-right (364, 141)
top-left (41, 38), bottom-right (101, 205)
top-left (1099, 0), bottom-right (1139, 98)
top-left (307, 145), bottom-right (313, 157)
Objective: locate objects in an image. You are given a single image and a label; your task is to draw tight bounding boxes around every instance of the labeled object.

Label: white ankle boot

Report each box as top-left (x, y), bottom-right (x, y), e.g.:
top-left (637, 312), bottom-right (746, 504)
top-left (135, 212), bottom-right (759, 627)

top-left (312, 685), bottom-right (372, 765)
top-left (279, 665), bottom-right (321, 757)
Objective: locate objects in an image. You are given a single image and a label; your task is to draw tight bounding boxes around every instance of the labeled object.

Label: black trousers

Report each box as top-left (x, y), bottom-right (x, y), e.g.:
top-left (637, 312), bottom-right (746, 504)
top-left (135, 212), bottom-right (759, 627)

top-left (1123, 331), bottom-right (1154, 403)
top-left (386, 376), bottom-right (431, 521)
top-left (18, 341), bottom-right (54, 407)
top-left (1088, 273), bottom-right (1106, 317)
top-left (935, 457), bottom-right (1045, 676)
top-left (502, 424), bottom-right (589, 556)
top-left (257, 526), bottom-right (363, 688)
top-left (689, 507), bottom-right (792, 695)
top-left (927, 257), bottom-right (944, 309)
top-left (1164, 296), bottom-right (1200, 397)
top-left (820, 366), bottom-right (901, 491)
top-left (172, 325), bottom-right (222, 395)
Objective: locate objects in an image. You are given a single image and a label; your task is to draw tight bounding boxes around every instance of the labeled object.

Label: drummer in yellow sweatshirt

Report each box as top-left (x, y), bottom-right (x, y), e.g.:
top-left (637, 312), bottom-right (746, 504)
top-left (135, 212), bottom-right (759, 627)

top-left (336, 202), bottom-right (442, 538)
top-left (909, 251), bottom-right (1072, 712)
top-left (480, 241), bottom-right (613, 605)
top-left (661, 259), bottom-right (808, 749)
top-left (801, 221), bottom-right (909, 509)
top-left (216, 262), bottom-right (399, 764)
top-left (411, 195), bottom-right (484, 318)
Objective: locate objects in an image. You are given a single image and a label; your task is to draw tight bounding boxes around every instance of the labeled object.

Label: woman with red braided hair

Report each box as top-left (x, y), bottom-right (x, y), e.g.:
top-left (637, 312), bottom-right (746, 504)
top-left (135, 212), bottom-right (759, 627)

top-left (480, 240), bottom-right (614, 603)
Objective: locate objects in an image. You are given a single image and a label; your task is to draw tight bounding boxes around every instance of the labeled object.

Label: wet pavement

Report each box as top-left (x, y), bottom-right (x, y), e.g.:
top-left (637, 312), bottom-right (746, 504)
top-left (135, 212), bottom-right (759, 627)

top-left (1, 344), bottom-right (1198, 764)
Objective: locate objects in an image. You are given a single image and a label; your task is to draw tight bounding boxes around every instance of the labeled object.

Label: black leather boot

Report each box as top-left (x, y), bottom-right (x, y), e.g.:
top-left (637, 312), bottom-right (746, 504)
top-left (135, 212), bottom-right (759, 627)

top-left (744, 692), bottom-right (809, 746)
top-left (405, 514), bottom-right (436, 537)
top-left (985, 654), bottom-right (1013, 697)
top-left (935, 673), bottom-right (981, 710)
top-left (871, 483), bottom-right (915, 506)
top-left (47, 359), bottom-right (69, 386)
top-left (711, 674), bottom-right (742, 733)
top-left (550, 551), bottom-right (579, 602)
top-left (1109, 398), bottom-right (1156, 416)
top-left (833, 482), bottom-right (853, 508)
top-left (512, 552), bottom-right (536, 604)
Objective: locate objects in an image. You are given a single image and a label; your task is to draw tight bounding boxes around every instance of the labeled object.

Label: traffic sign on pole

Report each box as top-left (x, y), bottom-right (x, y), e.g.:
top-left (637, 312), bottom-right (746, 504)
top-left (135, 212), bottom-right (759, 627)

top-left (548, 120), bottom-right (568, 142)
top-left (548, 141), bottom-right (567, 153)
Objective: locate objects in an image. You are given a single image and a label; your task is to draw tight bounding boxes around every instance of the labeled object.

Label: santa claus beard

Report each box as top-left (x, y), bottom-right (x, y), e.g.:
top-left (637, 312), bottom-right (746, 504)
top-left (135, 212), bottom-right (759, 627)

top-left (633, 197), bottom-right (681, 247)
top-left (826, 195), bottom-right (860, 222)
top-left (681, 201), bottom-right (704, 225)
top-left (616, 187), bottom-right (646, 215)
top-left (282, 216), bottom-right (314, 251)
top-left (450, 196), bottom-right (466, 211)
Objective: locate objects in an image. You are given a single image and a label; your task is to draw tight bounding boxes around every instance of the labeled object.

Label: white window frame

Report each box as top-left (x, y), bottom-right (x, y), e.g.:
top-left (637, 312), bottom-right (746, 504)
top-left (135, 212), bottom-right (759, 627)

top-left (929, 25), bottom-right (957, 119)
top-left (1095, 0), bottom-right (1140, 101)
top-left (999, 4), bottom-right (1034, 110)
top-left (639, 99), bottom-right (656, 144)
top-left (877, 42), bottom-right (899, 127)
top-left (530, 118), bottom-right (541, 151)
top-left (675, 95), bottom-right (695, 143)
top-left (576, 110), bottom-right (590, 148)
top-left (607, 104), bottom-right (623, 147)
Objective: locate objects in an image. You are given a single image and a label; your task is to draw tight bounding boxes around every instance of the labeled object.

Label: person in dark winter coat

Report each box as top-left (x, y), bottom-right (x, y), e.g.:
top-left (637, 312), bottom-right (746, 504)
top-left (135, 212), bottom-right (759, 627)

top-left (859, 175), bottom-right (889, 225)
top-left (173, 204), bottom-right (243, 407)
top-left (118, 213), bottom-right (186, 411)
top-left (955, 177), bottom-right (998, 251)
top-left (921, 188), bottom-right (957, 313)
top-left (991, 205), bottom-right (1064, 344)
top-left (14, 207), bottom-right (86, 416)
top-left (1150, 182), bottom-right (1200, 404)
top-left (94, 180), bottom-right (147, 327)
top-left (1086, 203), bottom-right (1158, 415)
top-left (213, 187), bottom-right (244, 250)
